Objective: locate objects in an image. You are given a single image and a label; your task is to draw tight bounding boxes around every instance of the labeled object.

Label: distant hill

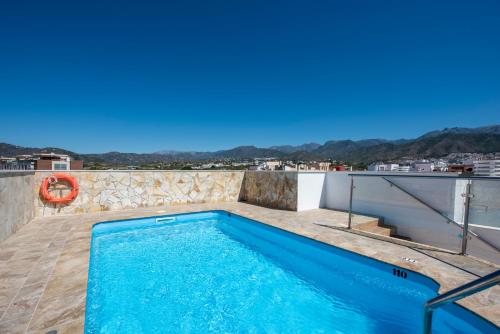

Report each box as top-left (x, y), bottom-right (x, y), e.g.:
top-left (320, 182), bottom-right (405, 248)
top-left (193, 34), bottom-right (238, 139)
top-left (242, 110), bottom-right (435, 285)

top-left (0, 143), bottom-right (82, 159)
top-left (211, 146), bottom-right (285, 159)
top-left (313, 132), bottom-right (500, 162)
top-left (79, 152), bottom-right (174, 165)
top-left (268, 143), bottom-right (321, 153)
top-left (2, 125), bottom-right (500, 165)
top-left (418, 125), bottom-right (500, 139)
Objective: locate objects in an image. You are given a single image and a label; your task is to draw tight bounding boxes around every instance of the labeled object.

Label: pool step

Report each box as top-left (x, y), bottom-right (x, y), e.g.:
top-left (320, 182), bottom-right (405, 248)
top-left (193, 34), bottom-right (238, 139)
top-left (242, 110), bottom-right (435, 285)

top-left (354, 219), bottom-right (411, 241)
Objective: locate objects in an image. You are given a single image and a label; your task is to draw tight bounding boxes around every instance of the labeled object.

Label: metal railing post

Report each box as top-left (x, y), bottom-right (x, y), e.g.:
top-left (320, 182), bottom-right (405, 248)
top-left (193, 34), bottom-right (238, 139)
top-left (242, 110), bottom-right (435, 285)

top-left (422, 308), bottom-right (434, 334)
top-left (347, 175), bottom-right (354, 229)
top-left (461, 180), bottom-right (472, 255)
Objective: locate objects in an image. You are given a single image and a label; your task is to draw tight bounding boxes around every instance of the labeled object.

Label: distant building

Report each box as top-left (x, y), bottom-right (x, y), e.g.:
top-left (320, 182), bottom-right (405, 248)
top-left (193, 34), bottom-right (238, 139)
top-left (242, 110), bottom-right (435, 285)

top-left (0, 155), bottom-right (37, 170)
top-left (309, 162), bottom-right (331, 171)
top-left (368, 163), bottom-right (399, 172)
top-left (433, 160), bottom-right (448, 172)
top-left (330, 165), bottom-right (346, 171)
top-left (397, 165), bottom-right (411, 172)
top-left (413, 161), bottom-right (435, 173)
top-left (448, 164), bottom-right (474, 174)
top-left (297, 163), bottom-right (308, 171)
top-left (474, 159), bottom-right (500, 177)
top-left (0, 153), bottom-right (83, 171)
top-left (265, 160), bottom-right (282, 170)
top-left (282, 165), bottom-right (296, 171)
top-left (33, 153), bottom-right (83, 171)
top-left (248, 162), bottom-right (267, 171)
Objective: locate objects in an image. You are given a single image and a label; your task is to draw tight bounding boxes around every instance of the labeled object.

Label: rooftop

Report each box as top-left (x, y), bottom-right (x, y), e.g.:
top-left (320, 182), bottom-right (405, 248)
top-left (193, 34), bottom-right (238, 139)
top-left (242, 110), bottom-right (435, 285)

top-left (0, 170), bottom-right (498, 333)
top-left (1, 202), bottom-right (499, 333)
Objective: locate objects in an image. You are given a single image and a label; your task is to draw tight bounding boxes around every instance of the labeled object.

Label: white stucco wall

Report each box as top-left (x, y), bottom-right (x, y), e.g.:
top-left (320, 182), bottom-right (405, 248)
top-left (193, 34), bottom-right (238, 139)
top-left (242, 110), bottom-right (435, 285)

top-left (297, 172), bottom-right (326, 211)
top-left (324, 171), bottom-right (353, 211)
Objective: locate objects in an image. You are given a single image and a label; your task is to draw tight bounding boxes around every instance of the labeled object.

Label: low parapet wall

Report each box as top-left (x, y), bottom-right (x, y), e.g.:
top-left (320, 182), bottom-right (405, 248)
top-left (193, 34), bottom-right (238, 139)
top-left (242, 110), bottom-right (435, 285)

top-left (31, 170), bottom-right (322, 216)
top-left (2, 169), bottom-right (498, 264)
top-left (0, 171), bottom-right (35, 242)
top-left (34, 171), bottom-right (245, 216)
top-left (239, 171), bottom-right (298, 210)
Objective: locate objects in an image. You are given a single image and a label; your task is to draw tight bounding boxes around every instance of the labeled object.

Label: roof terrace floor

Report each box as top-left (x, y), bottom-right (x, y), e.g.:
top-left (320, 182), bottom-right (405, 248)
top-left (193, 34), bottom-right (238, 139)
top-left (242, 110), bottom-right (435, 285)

top-left (0, 202), bottom-right (498, 333)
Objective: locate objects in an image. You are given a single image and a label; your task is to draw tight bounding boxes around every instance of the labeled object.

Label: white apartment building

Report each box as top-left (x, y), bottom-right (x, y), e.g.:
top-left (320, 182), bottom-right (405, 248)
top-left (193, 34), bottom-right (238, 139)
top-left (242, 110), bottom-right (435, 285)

top-left (434, 160), bottom-right (448, 171)
top-left (474, 159), bottom-right (500, 177)
top-left (282, 165), bottom-right (296, 171)
top-left (413, 162), bottom-right (435, 173)
top-left (265, 160), bottom-right (282, 170)
top-left (368, 163), bottom-right (399, 172)
top-left (308, 162), bottom-right (331, 171)
top-left (397, 165), bottom-right (411, 172)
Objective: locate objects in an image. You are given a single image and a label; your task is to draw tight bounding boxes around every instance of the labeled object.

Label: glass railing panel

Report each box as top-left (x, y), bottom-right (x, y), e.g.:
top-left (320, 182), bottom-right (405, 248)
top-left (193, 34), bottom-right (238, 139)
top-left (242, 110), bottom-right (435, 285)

top-left (467, 179), bottom-right (500, 259)
top-left (469, 179), bottom-right (500, 229)
top-left (350, 174), bottom-right (462, 252)
top-left (345, 173), bottom-right (500, 263)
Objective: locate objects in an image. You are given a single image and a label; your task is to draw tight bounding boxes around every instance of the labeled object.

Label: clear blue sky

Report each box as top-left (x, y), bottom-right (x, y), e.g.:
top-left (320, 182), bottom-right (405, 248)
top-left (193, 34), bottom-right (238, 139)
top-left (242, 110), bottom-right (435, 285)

top-left (1, 1), bottom-right (499, 153)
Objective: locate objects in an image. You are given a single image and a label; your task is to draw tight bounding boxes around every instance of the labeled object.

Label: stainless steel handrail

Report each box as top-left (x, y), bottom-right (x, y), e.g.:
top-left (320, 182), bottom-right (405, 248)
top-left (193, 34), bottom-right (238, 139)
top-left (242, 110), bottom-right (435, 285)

top-left (380, 177), bottom-right (464, 229)
top-left (347, 174), bottom-right (499, 254)
top-left (381, 177), bottom-right (500, 253)
top-left (422, 270), bottom-right (500, 334)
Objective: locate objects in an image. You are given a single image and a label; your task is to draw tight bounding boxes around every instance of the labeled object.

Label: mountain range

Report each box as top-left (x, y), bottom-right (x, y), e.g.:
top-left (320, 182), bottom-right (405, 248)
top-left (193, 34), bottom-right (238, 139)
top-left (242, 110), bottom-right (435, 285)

top-left (1, 125), bottom-right (500, 165)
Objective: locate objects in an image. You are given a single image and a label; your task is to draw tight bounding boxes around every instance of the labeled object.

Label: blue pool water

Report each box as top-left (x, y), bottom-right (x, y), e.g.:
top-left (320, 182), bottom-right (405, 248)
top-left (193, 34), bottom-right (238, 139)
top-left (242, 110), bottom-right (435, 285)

top-left (85, 211), bottom-right (497, 333)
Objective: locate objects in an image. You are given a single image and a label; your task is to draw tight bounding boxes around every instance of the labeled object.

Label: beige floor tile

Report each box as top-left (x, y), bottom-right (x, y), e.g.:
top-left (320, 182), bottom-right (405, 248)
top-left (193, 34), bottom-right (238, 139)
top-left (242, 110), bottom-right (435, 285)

top-left (1, 294), bottom-right (41, 323)
top-left (28, 288), bottom-right (86, 332)
top-left (0, 314), bottom-right (31, 334)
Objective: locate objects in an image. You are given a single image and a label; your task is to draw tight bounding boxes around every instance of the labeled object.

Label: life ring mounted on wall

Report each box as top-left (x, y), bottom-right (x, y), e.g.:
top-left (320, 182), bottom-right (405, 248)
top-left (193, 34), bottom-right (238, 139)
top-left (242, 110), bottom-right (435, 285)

top-left (39, 173), bottom-right (79, 205)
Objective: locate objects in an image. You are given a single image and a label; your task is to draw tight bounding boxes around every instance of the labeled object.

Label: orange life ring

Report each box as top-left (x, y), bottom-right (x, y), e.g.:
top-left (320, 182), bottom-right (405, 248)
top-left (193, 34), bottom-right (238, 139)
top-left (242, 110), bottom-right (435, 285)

top-left (40, 173), bottom-right (79, 204)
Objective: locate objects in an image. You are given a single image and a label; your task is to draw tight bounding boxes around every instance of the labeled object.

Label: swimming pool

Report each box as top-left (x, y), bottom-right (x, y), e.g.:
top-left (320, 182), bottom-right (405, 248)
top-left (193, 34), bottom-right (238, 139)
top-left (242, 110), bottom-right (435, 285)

top-left (85, 211), bottom-right (497, 333)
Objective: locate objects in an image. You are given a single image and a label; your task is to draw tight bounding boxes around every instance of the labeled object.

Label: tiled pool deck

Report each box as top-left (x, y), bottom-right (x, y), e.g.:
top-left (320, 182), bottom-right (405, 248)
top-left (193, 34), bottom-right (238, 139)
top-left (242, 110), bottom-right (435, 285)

top-left (0, 202), bottom-right (498, 333)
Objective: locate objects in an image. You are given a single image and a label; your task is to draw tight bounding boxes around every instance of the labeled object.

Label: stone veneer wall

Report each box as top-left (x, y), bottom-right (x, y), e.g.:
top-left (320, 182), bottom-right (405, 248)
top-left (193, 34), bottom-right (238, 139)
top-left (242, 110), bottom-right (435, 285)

top-left (34, 171), bottom-right (245, 217)
top-left (239, 171), bottom-right (298, 210)
top-left (0, 172), bottom-right (36, 242)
